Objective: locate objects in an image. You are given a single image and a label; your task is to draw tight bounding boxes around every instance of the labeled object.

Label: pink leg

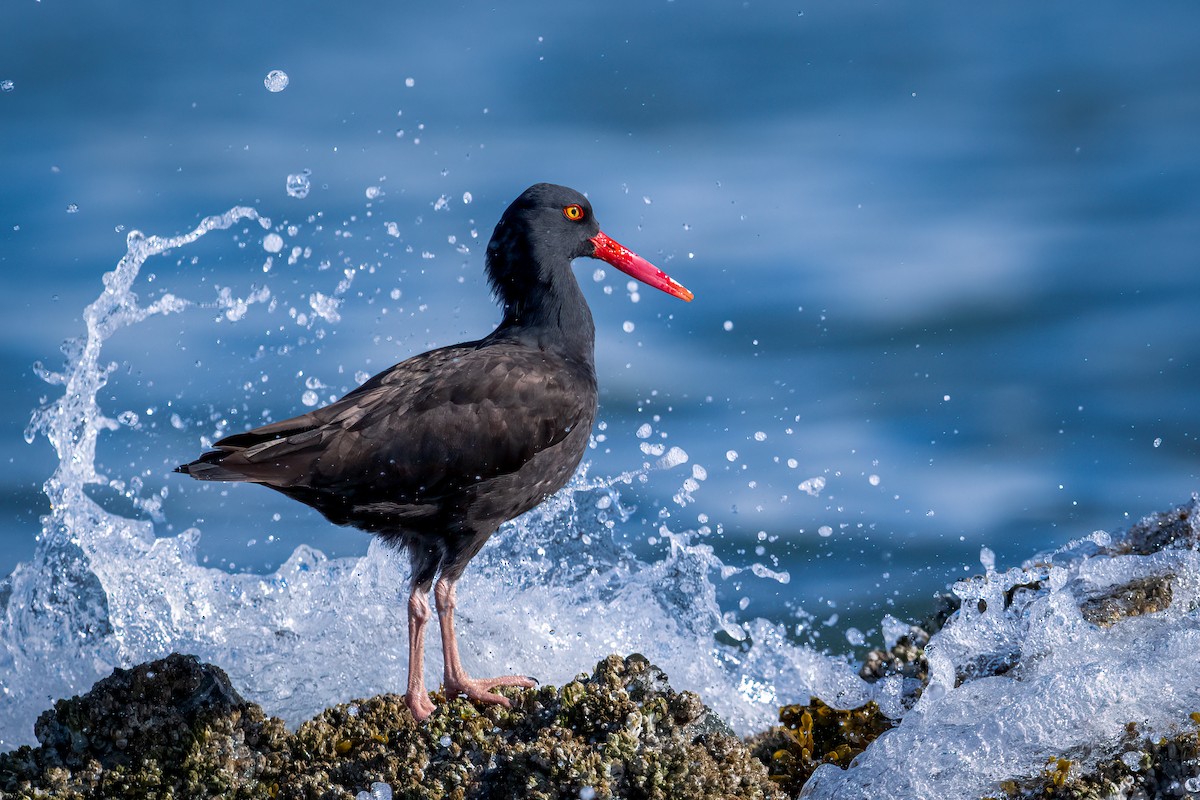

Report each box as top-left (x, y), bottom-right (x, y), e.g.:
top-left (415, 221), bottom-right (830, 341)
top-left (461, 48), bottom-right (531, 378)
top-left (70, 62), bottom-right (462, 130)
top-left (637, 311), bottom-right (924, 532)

top-left (405, 586), bottom-right (437, 721)
top-left (434, 577), bottom-right (537, 707)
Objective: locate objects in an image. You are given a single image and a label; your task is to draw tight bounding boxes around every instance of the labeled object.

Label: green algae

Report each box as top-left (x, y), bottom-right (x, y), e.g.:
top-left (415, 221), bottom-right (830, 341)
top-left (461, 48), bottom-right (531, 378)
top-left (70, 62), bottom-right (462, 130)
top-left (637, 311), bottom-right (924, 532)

top-left (747, 697), bottom-right (896, 796)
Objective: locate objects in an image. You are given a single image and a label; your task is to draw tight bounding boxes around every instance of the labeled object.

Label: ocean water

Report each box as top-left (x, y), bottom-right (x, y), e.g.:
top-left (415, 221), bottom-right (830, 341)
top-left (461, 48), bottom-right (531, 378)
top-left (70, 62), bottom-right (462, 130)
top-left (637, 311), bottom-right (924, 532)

top-left (3, 1), bottom-right (1200, 794)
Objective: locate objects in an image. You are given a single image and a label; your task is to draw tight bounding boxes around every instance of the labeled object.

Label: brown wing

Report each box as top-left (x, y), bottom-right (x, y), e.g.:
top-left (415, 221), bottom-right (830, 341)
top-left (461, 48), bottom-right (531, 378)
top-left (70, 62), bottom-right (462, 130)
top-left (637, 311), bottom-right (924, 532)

top-left (177, 341), bottom-right (595, 508)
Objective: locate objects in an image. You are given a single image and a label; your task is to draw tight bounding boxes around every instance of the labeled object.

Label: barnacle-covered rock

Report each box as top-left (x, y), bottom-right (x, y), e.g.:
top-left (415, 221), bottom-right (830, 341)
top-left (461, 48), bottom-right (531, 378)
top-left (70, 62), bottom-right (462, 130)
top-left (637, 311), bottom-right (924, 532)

top-left (857, 624), bottom-right (931, 685)
top-left (0, 653), bottom-right (287, 798)
top-left (992, 718), bottom-right (1200, 799)
top-left (1078, 574), bottom-right (1175, 628)
top-left (275, 653), bottom-right (779, 800)
top-left (1108, 497), bottom-right (1200, 556)
top-left (0, 653), bottom-right (783, 800)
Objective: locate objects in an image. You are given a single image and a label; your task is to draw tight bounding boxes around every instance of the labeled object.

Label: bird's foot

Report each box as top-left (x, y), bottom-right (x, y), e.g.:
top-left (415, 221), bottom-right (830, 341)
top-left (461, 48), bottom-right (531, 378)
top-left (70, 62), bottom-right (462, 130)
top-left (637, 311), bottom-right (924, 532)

top-left (406, 690), bottom-right (437, 722)
top-left (443, 674), bottom-right (538, 708)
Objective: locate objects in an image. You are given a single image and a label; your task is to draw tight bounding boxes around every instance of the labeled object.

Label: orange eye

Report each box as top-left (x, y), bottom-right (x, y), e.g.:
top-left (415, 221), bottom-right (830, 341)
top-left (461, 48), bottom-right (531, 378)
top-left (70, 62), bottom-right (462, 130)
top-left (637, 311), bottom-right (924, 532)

top-left (563, 204), bottom-right (585, 221)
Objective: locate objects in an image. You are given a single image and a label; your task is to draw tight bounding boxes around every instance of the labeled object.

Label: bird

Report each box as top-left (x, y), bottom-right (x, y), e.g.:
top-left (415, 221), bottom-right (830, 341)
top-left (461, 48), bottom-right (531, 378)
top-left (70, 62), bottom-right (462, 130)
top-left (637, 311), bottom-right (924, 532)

top-left (176, 182), bottom-right (693, 721)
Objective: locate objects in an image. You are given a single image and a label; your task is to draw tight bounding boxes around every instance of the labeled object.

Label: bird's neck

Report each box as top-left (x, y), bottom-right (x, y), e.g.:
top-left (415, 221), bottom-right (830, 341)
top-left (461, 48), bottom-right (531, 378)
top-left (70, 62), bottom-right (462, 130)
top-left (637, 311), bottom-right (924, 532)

top-left (485, 226), bottom-right (597, 361)
top-left (495, 270), bottom-right (596, 362)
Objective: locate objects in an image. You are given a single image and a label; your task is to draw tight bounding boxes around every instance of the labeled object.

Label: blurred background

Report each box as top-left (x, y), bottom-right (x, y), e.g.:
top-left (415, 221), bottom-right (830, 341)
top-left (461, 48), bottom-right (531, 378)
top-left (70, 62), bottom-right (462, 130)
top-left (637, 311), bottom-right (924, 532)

top-left (2, 0), bottom-right (1198, 637)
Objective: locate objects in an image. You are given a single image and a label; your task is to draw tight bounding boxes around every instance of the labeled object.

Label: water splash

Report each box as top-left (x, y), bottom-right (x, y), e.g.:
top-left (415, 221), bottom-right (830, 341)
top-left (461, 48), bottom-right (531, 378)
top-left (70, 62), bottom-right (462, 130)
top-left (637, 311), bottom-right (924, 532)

top-left (0, 206), bottom-right (828, 748)
top-left (2, 209), bottom-right (265, 744)
top-left (802, 511), bottom-right (1200, 799)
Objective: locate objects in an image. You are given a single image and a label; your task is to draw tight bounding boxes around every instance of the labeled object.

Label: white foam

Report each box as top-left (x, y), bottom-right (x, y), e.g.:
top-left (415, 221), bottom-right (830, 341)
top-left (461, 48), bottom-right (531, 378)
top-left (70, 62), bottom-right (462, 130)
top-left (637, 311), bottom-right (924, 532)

top-left (801, 522), bottom-right (1200, 799)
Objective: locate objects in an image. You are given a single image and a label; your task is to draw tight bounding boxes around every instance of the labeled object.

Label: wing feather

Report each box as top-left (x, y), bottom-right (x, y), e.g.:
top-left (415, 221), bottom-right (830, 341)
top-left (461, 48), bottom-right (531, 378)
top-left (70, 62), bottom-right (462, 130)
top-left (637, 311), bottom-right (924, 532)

top-left (178, 342), bottom-right (596, 507)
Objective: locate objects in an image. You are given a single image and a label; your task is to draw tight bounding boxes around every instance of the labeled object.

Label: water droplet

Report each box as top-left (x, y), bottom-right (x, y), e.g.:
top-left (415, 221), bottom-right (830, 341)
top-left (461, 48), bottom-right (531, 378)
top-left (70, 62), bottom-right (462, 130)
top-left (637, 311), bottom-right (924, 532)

top-left (1153, 437), bottom-right (1162, 448)
top-left (979, 546), bottom-right (996, 572)
top-left (818, 525), bottom-right (833, 537)
top-left (1120, 750), bottom-right (1143, 771)
top-left (365, 186), bottom-right (384, 200)
top-left (264, 69), bottom-right (289, 92)
top-left (0, 79), bottom-right (14, 93)
top-left (622, 321), bottom-right (635, 333)
top-left (462, 191), bottom-right (472, 204)
top-left (262, 233), bottom-right (284, 254)
top-left (636, 423), bottom-right (652, 439)
top-left (286, 170), bottom-right (311, 199)
top-left (658, 446), bottom-right (689, 469)
top-left (753, 431), bottom-right (766, 442)
top-left (405, 77), bottom-right (415, 88)
top-left (592, 268), bottom-right (606, 282)
top-left (869, 474), bottom-right (881, 486)
top-left (725, 450), bottom-right (738, 462)
top-left (66, 203), bottom-right (79, 214)
top-left (723, 320), bottom-right (734, 331)
top-left (301, 390), bottom-right (319, 407)
top-left (799, 476), bottom-right (826, 496)
top-left (846, 627), bottom-right (865, 646)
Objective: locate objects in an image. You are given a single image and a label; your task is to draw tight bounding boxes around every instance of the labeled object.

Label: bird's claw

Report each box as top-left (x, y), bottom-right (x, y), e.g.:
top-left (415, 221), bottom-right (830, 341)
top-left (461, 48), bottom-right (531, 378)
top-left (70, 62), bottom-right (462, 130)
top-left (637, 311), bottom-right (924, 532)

top-left (406, 691), bottom-right (437, 722)
top-left (443, 674), bottom-right (538, 707)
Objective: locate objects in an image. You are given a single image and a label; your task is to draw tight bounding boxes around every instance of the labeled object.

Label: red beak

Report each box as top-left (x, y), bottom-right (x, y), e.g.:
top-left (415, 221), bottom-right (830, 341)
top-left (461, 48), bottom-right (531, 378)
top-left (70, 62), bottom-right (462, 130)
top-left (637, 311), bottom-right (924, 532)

top-left (589, 231), bottom-right (694, 302)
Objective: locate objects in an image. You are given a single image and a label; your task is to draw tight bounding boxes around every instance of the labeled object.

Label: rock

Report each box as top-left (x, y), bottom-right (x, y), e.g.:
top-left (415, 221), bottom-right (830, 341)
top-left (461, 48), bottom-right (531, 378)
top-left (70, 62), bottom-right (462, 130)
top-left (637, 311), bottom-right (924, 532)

top-left (0, 653), bottom-right (289, 798)
top-left (993, 718), bottom-right (1200, 800)
top-left (1078, 574), bottom-right (1174, 628)
top-left (0, 653), bottom-right (783, 800)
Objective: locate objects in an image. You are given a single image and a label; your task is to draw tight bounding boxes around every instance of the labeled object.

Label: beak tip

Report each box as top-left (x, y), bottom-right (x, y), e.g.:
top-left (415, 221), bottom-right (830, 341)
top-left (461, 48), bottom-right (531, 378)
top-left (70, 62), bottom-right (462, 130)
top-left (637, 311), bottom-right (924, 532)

top-left (592, 230), bottom-right (694, 303)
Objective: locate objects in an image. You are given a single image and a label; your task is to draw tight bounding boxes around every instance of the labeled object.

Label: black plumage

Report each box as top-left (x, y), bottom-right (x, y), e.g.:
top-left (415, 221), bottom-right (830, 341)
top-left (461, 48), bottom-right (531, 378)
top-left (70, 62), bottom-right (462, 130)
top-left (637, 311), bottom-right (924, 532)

top-left (177, 183), bottom-right (692, 720)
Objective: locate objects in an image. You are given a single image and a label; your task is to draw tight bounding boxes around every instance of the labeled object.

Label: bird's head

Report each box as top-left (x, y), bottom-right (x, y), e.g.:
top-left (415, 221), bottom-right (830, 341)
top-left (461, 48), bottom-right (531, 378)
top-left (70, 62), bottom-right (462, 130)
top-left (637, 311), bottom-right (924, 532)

top-left (486, 183), bottom-right (693, 312)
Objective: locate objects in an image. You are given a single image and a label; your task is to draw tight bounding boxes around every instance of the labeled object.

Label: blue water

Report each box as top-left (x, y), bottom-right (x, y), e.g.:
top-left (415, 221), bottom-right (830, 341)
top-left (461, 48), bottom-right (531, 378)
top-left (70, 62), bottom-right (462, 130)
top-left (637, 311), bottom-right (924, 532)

top-left (3, 1), bottom-right (1199, 640)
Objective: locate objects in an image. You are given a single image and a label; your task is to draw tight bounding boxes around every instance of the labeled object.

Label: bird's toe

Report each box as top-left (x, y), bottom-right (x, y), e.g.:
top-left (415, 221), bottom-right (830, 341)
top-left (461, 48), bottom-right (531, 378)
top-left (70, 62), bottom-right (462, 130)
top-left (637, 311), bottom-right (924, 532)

top-left (445, 675), bottom-right (537, 707)
top-left (406, 691), bottom-right (437, 722)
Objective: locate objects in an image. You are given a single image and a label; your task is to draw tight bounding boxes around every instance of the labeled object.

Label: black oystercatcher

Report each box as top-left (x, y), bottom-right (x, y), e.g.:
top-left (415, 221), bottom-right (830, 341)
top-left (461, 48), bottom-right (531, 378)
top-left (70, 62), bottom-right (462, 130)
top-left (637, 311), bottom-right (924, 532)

top-left (177, 183), bottom-right (693, 721)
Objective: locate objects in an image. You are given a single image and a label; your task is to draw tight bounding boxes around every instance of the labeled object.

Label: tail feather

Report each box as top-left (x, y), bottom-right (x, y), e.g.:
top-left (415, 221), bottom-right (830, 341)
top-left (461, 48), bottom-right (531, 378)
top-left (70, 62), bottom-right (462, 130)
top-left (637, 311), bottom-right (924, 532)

top-left (176, 410), bottom-right (322, 484)
top-left (175, 449), bottom-right (259, 482)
